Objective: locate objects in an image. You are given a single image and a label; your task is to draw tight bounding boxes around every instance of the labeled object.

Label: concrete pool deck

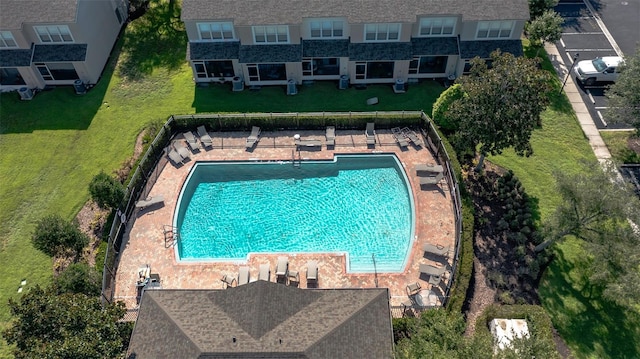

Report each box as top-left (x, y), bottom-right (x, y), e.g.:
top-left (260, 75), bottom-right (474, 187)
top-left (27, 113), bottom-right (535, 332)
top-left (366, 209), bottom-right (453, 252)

top-left (114, 128), bottom-right (456, 316)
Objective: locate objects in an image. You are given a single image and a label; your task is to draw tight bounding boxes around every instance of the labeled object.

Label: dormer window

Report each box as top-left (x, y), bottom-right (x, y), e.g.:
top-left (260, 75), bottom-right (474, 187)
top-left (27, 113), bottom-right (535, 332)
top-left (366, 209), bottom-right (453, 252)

top-left (310, 20), bottom-right (344, 38)
top-left (419, 17), bottom-right (456, 36)
top-left (34, 25), bottom-right (73, 43)
top-left (197, 22), bottom-right (235, 41)
top-left (253, 25), bottom-right (289, 44)
top-left (364, 23), bottom-right (400, 41)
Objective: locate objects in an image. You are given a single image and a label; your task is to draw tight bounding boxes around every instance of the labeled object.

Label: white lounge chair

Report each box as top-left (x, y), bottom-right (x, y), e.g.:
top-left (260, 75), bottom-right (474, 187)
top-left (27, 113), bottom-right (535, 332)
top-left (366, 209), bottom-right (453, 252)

top-left (391, 127), bottom-right (409, 148)
top-left (197, 125), bottom-right (213, 149)
top-left (183, 131), bottom-right (199, 151)
top-left (419, 172), bottom-right (444, 186)
top-left (422, 243), bottom-right (450, 258)
top-left (419, 263), bottom-right (446, 277)
top-left (287, 270), bottom-right (300, 286)
top-left (238, 266), bottom-right (250, 285)
top-left (173, 141), bottom-right (191, 161)
top-left (258, 263), bottom-right (270, 281)
top-left (326, 126), bottom-right (335, 146)
top-left (167, 148), bottom-right (184, 165)
top-left (365, 123), bottom-right (376, 145)
top-left (415, 164), bottom-right (444, 176)
top-left (221, 274), bottom-right (236, 289)
top-left (306, 261), bottom-right (318, 286)
top-left (276, 256), bottom-right (289, 283)
top-left (245, 126), bottom-right (261, 149)
top-left (402, 127), bottom-right (424, 147)
top-left (135, 195), bottom-right (164, 209)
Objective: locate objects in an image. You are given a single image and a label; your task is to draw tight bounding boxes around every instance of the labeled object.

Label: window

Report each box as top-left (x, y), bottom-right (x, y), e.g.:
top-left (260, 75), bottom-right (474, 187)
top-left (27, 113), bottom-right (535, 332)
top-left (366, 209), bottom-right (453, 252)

top-left (0, 31), bottom-right (17, 48)
top-left (302, 58), bottom-right (340, 76)
top-left (34, 25), bottom-right (73, 43)
top-left (193, 60), bottom-right (235, 78)
top-left (419, 18), bottom-right (456, 36)
top-left (476, 21), bottom-right (513, 39)
top-left (197, 22), bottom-right (234, 41)
top-left (253, 26), bottom-right (288, 44)
top-left (408, 56), bottom-right (448, 74)
top-left (0, 68), bottom-right (25, 85)
top-left (364, 23), bottom-right (400, 41)
top-left (309, 20), bottom-right (344, 38)
top-left (355, 61), bottom-right (394, 79)
top-left (246, 63), bottom-right (286, 81)
top-left (34, 62), bottom-right (78, 81)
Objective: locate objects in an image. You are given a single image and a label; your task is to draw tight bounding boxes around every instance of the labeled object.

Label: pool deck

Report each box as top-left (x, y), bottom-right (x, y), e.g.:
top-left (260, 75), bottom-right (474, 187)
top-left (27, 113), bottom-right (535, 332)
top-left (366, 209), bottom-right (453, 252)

top-left (114, 128), bottom-right (456, 315)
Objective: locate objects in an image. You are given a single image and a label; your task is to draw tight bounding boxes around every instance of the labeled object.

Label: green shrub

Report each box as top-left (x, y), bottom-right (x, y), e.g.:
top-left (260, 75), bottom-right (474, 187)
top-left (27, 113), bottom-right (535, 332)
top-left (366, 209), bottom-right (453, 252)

top-left (32, 214), bottom-right (89, 257)
top-left (432, 84), bottom-right (464, 131)
top-left (392, 317), bottom-right (416, 343)
top-left (95, 240), bottom-right (108, 277)
top-left (447, 196), bottom-right (474, 313)
top-left (54, 262), bottom-right (101, 296)
top-left (89, 171), bottom-right (125, 209)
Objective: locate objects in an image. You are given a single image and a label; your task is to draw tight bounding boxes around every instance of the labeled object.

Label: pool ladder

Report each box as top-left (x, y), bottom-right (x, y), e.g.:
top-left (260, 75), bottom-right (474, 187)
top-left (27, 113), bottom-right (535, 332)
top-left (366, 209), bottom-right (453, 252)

top-left (292, 149), bottom-right (301, 167)
top-left (163, 225), bottom-right (178, 248)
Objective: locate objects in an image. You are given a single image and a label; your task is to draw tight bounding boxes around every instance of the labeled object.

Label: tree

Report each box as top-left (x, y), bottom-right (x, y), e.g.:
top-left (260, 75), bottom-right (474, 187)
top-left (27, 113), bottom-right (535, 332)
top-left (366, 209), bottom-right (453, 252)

top-left (605, 46), bottom-right (640, 134)
top-left (447, 51), bottom-right (552, 170)
top-left (432, 83), bottom-right (465, 132)
top-left (3, 285), bottom-right (131, 359)
top-left (32, 214), bottom-right (89, 257)
top-left (527, 10), bottom-right (564, 57)
top-left (89, 171), bottom-right (125, 209)
top-left (529, 0), bottom-right (559, 20)
top-left (54, 262), bottom-right (102, 296)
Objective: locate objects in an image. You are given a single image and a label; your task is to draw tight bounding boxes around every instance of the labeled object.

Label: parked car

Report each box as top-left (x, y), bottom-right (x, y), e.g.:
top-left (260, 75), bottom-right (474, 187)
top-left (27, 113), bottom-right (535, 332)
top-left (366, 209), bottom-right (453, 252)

top-left (573, 56), bottom-right (624, 86)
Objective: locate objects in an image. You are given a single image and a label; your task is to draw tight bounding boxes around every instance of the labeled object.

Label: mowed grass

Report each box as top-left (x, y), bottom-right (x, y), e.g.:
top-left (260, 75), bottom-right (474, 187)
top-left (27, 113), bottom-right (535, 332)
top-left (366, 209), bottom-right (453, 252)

top-left (0, 3), bottom-right (443, 356)
top-left (489, 46), bottom-right (640, 358)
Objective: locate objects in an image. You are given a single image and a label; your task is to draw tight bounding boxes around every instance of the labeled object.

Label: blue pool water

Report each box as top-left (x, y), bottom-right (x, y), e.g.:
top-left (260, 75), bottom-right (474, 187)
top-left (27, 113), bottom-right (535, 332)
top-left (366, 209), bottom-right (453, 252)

top-left (175, 154), bottom-right (414, 272)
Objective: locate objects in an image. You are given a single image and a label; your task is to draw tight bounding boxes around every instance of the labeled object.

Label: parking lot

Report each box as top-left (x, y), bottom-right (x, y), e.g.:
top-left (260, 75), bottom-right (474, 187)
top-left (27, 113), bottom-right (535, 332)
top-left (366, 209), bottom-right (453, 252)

top-left (554, 0), bottom-right (638, 129)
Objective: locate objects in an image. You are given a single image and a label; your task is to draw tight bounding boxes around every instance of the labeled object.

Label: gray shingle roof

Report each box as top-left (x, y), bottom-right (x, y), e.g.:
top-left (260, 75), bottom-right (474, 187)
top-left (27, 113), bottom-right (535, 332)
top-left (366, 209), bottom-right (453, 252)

top-left (189, 41), bottom-right (241, 60)
top-left (127, 281), bottom-right (393, 359)
top-left (0, 49), bottom-right (33, 67)
top-left (412, 37), bottom-right (459, 55)
top-left (349, 42), bottom-right (414, 61)
top-left (459, 39), bottom-right (523, 58)
top-left (302, 40), bottom-right (350, 58)
top-left (32, 44), bottom-right (87, 62)
top-left (181, 0), bottom-right (529, 24)
top-left (0, 0), bottom-right (78, 30)
top-left (239, 44), bottom-right (302, 63)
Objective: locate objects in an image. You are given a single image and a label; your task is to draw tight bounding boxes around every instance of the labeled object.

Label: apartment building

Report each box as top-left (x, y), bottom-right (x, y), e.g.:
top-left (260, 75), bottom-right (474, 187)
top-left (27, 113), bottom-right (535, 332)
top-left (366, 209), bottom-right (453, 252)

top-left (181, 0), bottom-right (528, 88)
top-left (0, 0), bottom-right (127, 92)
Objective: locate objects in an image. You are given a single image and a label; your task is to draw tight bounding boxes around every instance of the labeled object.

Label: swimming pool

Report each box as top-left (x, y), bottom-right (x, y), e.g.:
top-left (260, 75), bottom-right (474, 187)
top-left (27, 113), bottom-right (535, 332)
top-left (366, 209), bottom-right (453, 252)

top-left (174, 154), bottom-right (415, 272)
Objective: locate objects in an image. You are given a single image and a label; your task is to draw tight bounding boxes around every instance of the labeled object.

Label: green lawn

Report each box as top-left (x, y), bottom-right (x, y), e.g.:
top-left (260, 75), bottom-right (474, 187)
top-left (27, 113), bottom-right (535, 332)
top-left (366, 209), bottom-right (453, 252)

top-left (488, 48), bottom-right (640, 358)
top-left (600, 130), bottom-right (640, 164)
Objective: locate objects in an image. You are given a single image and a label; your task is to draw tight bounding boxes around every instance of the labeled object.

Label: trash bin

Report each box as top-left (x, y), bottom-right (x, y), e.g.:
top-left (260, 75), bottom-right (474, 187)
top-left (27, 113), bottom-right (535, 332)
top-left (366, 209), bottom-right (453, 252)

top-left (339, 74), bottom-right (349, 90)
top-left (73, 79), bottom-right (86, 95)
top-left (18, 87), bottom-right (34, 100)
top-left (287, 79), bottom-right (297, 95)
top-left (232, 76), bottom-right (244, 92)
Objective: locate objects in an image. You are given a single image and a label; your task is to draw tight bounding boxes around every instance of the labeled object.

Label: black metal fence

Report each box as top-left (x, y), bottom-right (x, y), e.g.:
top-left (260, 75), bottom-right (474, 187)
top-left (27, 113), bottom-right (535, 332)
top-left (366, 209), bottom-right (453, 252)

top-left (101, 111), bottom-right (462, 313)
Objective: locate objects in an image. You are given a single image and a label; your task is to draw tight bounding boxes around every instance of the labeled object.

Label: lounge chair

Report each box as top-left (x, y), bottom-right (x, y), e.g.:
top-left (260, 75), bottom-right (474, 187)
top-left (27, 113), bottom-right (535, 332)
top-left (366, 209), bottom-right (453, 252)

top-left (275, 256), bottom-right (289, 283)
top-left (391, 127), bottom-right (409, 148)
top-left (365, 123), bottom-right (376, 145)
top-left (419, 263), bottom-right (446, 277)
top-left (326, 126), bottom-right (336, 146)
top-left (183, 131), bottom-right (199, 152)
top-left (415, 164), bottom-right (444, 176)
top-left (221, 274), bottom-right (236, 289)
top-left (406, 282), bottom-right (422, 296)
top-left (402, 127), bottom-right (424, 147)
top-left (135, 195), bottom-right (164, 209)
top-left (238, 266), bottom-right (250, 285)
top-left (197, 125), bottom-right (213, 149)
top-left (167, 148), bottom-right (184, 165)
top-left (173, 141), bottom-right (191, 161)
top-left (422, 243), bottom-right (450, 258)
top-left (136, 265), bottom-right (151, 287)
top-left (245, 126), bottom-right (261, 149)
top-left (258, 263), bottom-right (270, 281)
top-left (306, 261), bottom-right (318, 286)
top-left (287, 270), bottom-right (300, 286)
top-left (419, 172), bottom-right (444, 186)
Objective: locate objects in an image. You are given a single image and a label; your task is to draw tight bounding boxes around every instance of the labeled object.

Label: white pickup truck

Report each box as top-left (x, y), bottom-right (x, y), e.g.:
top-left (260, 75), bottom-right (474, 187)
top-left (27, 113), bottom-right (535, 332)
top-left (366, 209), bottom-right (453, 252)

top-left (573, 56), bottom-right (624, 86)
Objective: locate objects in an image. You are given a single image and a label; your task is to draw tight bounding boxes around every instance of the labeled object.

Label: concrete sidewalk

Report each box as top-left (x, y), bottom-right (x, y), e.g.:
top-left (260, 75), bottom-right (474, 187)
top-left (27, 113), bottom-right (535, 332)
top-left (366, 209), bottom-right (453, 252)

top-left (545, 43), bottom-right (612, 162)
